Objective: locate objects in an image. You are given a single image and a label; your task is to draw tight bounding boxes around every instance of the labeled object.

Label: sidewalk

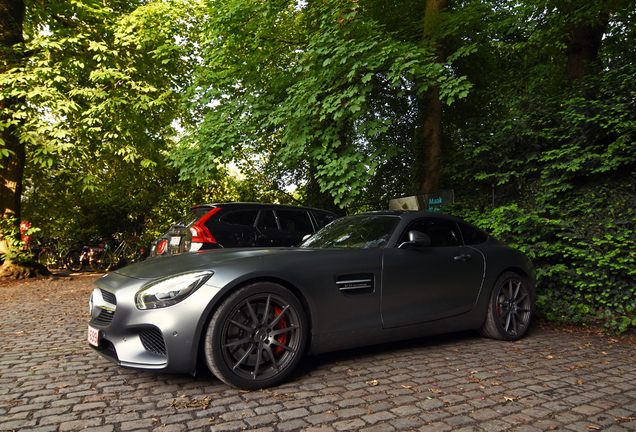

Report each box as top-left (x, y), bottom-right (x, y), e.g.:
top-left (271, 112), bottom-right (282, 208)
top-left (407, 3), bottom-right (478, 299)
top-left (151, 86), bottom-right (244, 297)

top-left (1, 275), bottom-right (635, 431)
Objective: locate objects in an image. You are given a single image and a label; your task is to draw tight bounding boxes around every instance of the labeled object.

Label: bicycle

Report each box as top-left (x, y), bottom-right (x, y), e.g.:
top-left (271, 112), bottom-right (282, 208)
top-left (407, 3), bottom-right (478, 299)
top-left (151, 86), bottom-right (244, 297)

top-left (36, 237), bottom-right (62, 269)
top-left (64, 238), bottom-right (107, 272)
top-left (90, 233), bottom-right (144, 273)
top-left (38, 237), bottom-right (79, 270)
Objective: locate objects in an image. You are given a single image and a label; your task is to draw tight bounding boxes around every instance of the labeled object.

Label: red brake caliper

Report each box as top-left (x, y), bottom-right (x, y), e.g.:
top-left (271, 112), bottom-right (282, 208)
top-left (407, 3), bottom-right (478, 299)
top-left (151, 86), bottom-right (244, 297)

top-left (273, 306), bottom-right (288, 357)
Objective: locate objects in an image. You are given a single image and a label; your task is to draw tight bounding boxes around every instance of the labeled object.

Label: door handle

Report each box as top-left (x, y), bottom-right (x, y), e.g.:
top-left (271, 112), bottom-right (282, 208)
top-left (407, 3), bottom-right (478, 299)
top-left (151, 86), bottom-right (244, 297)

top-left (454, 254), bottom-right (471, 262)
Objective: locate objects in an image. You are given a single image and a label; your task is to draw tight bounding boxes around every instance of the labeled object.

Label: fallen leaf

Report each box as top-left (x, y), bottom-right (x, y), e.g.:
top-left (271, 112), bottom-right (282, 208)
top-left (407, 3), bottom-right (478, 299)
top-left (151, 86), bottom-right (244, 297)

top-left (367, 379), bottom-right (379, 386)
top-left (586, 426), bottom-right (600, 430)
top-left (401, 385), bottom-right (412, 389)
top-left (504, 396), bottom-right (515, 402)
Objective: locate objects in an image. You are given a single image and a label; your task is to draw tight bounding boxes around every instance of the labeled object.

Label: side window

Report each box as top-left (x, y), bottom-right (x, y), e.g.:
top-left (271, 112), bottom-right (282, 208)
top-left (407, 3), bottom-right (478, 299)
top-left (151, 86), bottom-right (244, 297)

top-left (275, 210), bottom-right (314, 233)
top-left (400, 219), bottom-right (461, 247)
top-left (220, 210), bottom-right (258, 227)
top-left (259, 210), bottom-right (279, 230)
top-left (313, 212), bottom-right (338, 229)
top-left (458, 222), bottom-right (489, 245)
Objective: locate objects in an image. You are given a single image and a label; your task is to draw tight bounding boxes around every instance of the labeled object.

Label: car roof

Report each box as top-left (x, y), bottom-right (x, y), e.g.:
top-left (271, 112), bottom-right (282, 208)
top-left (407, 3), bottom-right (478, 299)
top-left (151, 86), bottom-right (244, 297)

top-left (353, 210), bottom-right (480, 225)
top-left (190, 202), bottom-right (339, 215)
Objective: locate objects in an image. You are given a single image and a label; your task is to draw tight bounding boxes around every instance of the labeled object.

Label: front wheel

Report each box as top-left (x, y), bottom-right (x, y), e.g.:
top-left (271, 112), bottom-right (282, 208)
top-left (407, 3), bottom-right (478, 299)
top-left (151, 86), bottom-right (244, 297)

top-left (90, 250), bottom-right (116, 273)
top-left (204, 282), bottom-right (307, 389)
top-left (39, 251), bottom-right (60, 269)
top-left (479, 272), bottom-right (533, 341)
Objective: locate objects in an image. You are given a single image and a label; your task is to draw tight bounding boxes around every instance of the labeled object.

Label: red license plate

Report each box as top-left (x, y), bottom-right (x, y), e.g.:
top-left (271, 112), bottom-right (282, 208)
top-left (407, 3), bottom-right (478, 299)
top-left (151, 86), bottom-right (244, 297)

top-left (88, 325), bottom-right (100, 347)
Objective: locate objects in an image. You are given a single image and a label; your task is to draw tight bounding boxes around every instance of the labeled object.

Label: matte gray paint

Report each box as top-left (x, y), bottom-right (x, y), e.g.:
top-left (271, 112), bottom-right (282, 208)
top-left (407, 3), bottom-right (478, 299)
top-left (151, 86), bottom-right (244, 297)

top-left (89, 211), bottom-right (535, 376)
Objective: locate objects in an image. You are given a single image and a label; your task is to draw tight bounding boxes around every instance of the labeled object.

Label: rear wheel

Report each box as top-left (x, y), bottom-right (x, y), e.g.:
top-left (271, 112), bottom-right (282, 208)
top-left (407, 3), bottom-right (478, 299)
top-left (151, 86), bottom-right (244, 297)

top-left (204, 282), bottom-right (307, 389)
top-left (64, 249), bottom-right (83, 272)
top-left (479, 272), bottom-right (533, 341)
top-left (122, 243), bottom-right (136, 264)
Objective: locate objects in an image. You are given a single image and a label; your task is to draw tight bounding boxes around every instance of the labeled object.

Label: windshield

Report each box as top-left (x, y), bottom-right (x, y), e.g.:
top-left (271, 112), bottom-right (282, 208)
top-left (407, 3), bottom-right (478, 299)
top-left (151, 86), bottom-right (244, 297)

top-left (300, 215), bottom-right (399, 249)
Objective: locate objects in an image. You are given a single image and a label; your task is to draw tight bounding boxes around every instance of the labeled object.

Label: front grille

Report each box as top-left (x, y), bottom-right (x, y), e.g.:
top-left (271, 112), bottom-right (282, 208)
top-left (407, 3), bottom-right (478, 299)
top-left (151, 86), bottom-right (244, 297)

top-left (140, 328), bottom-right (167, 356)
top-left (101, 289), bottom-right (117, 305)
top-left (92, 309), bottom-right (114, 326)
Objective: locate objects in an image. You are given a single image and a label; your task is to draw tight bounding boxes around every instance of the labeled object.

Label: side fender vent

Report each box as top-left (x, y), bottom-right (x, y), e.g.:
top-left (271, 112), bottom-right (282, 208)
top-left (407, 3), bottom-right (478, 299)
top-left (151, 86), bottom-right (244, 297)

top-left (336, 273), bottom-right (374, 295)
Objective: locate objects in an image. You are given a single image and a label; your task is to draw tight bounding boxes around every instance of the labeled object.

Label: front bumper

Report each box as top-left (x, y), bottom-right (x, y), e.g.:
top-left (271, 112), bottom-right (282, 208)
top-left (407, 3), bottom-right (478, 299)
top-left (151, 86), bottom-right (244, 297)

top-left (88, 272), bottom-right (222, 374)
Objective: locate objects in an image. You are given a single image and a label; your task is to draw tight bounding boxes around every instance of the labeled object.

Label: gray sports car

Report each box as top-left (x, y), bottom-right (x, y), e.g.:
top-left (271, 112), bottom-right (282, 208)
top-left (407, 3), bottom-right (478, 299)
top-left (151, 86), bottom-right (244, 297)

top-left (88, 210), bottom-right (535, 389)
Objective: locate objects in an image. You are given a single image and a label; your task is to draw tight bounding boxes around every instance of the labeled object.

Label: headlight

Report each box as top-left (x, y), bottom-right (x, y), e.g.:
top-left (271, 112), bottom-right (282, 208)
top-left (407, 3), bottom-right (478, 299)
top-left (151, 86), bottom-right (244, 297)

top-left (135, 271), bottom-right (213, 310)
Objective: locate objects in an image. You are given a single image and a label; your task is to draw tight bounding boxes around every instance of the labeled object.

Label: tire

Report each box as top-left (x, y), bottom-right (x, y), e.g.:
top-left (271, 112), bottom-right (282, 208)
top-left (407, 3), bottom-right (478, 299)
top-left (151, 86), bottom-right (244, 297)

top-left (38, 251), bottom-right (58, 269)
top-left (122, 244), bottom-right (135, 265)
top-left (204, 282), bottom-right (307, 389)
top-left (64, 249), bottom-right (83, 272)
top-left (90, 250), bottom-right (116, 273)
top-left (479, 272), bottom-right (533, 341)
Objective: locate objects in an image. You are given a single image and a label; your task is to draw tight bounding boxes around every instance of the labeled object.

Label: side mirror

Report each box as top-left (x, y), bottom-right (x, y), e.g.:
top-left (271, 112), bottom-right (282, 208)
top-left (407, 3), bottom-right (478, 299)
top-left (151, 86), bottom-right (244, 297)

top-left (398, 231), bottom-right (432, 249)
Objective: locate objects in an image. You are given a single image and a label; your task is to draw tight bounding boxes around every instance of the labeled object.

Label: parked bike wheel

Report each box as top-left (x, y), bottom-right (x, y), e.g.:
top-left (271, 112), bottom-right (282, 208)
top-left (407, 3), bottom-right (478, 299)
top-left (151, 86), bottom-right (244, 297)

top-left (38, 251), bottom-right (61, 269)
top-left (64, 249), bottom-right (83, 272)
top-left (122, 243), bottom-right (136, 265)
top-left (90, 250), bottom-right (117, 273)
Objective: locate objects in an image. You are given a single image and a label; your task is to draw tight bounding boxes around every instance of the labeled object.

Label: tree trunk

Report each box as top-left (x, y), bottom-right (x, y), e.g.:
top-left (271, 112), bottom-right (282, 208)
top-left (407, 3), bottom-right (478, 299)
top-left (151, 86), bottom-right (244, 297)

top-left (0, 0), bottom-right (32, 268)
top-left (416, 0), bottom-right (446, 194)
top-left (562, 2), bottom-right (609, 82)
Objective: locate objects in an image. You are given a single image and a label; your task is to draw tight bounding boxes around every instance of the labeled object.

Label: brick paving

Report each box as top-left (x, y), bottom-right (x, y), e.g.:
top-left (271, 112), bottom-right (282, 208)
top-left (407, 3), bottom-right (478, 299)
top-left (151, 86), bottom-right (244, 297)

top-left (1, 274), bottom-right (636, 431)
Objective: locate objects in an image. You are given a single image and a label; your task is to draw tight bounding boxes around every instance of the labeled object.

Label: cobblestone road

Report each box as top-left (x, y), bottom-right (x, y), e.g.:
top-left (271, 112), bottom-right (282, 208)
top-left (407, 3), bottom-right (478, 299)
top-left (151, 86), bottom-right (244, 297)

top-left (1, 274), bottom-right (636, 432)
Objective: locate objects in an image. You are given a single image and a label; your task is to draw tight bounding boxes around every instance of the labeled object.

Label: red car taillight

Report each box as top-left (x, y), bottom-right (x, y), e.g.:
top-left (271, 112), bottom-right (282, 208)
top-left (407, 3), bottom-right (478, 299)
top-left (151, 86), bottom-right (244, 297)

top-left (189, 207), bottom-right (221, 244)
top-left (157, 240), bottom-right (167, 254)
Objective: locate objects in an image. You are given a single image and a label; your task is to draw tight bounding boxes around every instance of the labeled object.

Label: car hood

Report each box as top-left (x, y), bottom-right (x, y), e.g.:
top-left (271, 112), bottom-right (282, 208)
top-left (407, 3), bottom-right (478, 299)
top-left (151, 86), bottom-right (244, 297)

top-left (114, 247), bottom-right (301, 280)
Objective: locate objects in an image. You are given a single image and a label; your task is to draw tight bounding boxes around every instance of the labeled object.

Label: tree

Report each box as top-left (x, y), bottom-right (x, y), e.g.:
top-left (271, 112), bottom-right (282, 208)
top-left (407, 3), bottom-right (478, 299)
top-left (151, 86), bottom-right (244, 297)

top-left (172, 0), bottom-right (474, 208)
top-left (446, 0), bottom-right (636, 333)
top-left (0, 0), bottom-right (27, 260)
top-left (0, 0), bottom-right (202, 276)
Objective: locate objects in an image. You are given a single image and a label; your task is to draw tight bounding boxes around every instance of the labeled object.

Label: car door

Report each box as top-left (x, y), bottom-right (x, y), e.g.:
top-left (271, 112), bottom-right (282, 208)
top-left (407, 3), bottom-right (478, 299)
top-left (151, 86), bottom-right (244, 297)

top-left (254, 209), bottom-right (281, 246)
top-left (216, 210), bottom-right (260, 247)
top-left (257, 209), bottom-right (314, 247)
top-left (380, 218), bottom-right (485, 329)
